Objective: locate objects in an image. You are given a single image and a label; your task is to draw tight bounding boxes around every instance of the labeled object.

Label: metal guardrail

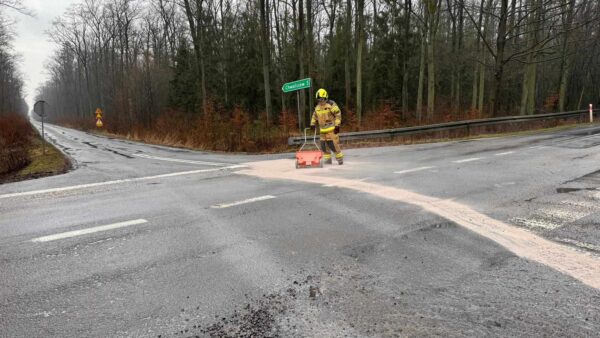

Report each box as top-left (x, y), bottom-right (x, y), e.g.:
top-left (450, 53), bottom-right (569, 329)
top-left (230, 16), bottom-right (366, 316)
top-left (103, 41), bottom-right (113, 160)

top-left (288, 109), bottom-right (599, 146)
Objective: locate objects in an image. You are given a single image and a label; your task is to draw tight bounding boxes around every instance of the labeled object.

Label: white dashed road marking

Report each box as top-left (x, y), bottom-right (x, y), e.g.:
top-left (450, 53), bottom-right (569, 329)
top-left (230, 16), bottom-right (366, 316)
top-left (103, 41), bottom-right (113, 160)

top-left (134, 154), bottom-right (229, 167)
top-left (493, 182), bottom-right (516, 188)
top-left (394, 166), bottom-right (436, 175)
top-left (211, 195), bottom-right (276, 209)
top-left (31, 219), bottom-right (148, 243)
top-left (0, 165), bottom-right (246, 200)
top-left (453, 157), bottom-right (482, 163)
top-left (495, 151), bottom-right (515, 156)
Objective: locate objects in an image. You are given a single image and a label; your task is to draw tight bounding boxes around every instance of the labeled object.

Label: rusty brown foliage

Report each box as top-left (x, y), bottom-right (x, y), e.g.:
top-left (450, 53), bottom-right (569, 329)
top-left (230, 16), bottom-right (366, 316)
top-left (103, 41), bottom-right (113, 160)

top-left (0, 114), bottom-right (33, 175)
top-left (543, 93), bottom-right (560, 113)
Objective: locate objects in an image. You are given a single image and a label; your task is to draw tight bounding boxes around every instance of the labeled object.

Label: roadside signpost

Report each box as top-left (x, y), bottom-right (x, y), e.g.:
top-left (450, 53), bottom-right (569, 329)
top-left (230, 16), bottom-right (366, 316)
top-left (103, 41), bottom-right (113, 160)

top-left (33, 100), bottom-right (47, 155)
top-left (95, 108), bottom-right (103, 128)
top-left (282, 78), bottom-right (311, 131)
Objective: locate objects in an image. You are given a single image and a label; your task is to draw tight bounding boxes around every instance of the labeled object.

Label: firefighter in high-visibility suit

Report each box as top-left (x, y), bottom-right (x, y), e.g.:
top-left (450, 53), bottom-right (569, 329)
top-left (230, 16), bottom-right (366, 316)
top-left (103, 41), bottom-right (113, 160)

top-left (310, 88), bottom-right (344, 165)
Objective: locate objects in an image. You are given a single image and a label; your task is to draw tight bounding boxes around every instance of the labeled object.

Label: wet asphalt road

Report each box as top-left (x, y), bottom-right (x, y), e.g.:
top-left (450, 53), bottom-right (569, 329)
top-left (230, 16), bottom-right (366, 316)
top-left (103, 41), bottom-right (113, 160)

top-left (1, 122), bottom-right (599, 337)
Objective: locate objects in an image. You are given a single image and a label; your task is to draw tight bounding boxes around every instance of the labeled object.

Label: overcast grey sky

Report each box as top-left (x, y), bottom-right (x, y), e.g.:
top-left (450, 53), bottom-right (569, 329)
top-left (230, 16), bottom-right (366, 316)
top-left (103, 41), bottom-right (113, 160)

top-left (10, 0), bottom-right (78, 108)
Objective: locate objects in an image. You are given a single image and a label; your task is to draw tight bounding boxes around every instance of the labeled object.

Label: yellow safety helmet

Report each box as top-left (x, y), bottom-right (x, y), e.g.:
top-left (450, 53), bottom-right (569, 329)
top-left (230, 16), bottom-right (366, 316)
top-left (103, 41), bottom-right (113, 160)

top-left (316, 88), bottom-right (328, 100)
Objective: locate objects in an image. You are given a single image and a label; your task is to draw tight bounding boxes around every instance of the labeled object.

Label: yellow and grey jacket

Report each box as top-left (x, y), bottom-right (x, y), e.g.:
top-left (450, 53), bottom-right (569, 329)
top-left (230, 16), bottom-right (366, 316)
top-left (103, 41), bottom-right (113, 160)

top-left (310, 100), bottom-right (341, 133)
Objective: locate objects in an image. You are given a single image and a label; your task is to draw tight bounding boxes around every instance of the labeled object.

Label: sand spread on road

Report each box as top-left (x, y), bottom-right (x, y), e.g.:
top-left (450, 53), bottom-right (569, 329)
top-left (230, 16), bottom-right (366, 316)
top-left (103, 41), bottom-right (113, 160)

top-left (239, 159), bottom-right (600, 289)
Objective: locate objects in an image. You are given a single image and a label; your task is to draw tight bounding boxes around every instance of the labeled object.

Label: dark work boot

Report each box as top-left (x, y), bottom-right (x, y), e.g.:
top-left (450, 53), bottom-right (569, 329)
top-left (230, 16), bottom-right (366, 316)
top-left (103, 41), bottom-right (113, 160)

top-left (337, 158), bottom-right (343, 165)
top-left (325, 158), bottom-right (333, 165)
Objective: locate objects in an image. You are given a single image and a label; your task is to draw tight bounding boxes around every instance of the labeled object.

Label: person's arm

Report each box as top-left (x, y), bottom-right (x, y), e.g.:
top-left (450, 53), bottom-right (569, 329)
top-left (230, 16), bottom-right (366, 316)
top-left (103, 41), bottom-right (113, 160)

top-left (332, 104), bottom-right (341, 126)
top-left (332, 103), bottom-right (341, 133)
top-left (310, 109), bottom-right (317, 127)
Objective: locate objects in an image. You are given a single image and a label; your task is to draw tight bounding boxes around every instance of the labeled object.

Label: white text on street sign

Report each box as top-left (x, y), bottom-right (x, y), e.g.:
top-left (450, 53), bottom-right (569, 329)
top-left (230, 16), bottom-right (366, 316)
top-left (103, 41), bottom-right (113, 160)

top-left (282, 78), bottom-right (311, 93)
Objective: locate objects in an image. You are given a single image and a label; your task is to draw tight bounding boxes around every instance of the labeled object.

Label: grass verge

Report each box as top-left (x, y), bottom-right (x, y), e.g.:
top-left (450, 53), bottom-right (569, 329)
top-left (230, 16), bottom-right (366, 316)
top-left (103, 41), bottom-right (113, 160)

top-left (0, 131), bottom-right (71, 184)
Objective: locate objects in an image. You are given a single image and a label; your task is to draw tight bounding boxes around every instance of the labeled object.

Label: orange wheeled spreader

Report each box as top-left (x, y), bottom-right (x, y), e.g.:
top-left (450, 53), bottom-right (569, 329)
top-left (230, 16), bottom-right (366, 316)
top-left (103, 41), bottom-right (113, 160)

top-left (295, 128), bottom-right (323, 169)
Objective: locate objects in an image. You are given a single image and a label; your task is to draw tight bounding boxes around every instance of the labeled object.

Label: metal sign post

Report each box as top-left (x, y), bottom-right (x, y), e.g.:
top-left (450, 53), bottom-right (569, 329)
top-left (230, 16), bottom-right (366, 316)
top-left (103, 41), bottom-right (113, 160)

top-left (33, 100), bottom-right (47, 155)
top-left (282, 78), bottom-right (311, 132)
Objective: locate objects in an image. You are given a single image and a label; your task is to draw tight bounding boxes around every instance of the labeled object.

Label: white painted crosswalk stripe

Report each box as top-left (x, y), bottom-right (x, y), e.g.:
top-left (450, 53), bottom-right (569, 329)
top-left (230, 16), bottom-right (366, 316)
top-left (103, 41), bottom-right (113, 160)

top-left (31, 219), bottom-right (148, 243)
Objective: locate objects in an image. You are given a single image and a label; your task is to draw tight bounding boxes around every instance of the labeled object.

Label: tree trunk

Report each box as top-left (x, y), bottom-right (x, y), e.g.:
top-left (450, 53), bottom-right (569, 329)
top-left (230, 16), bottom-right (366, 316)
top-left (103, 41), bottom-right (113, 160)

top-left (448, 0), bottom-right (457, 111)
top-left (259, 0), bottom-right (272, 123)
top-left (558, 0), bottom-right (575, 111)
top-left (489, 0), bottom-right (509, 117)
top-left (306, 0), bottom-right (314, 113)
top-left (356, 0), bottom-right (364, 125)
top-left (273, 0), bottom-right (287, 112)
top-left (345, 0), bottom-right (352, 111)
top-left (426, 0), bottom-right (440, 121)
top-left (183, 0), bottom-right (207, 115)
top-left (416, 32), bottom-right (426, 122)
top-left (401, 0), bottom-right (411, 115)
top-left (456, 0), bottom-right (464, 113)
top-left (298, 0), bottom-right (306, 127)
top-left (520, 0), bottom-right (540, 115)
top-left (471, 0), bottom-right (485, 112)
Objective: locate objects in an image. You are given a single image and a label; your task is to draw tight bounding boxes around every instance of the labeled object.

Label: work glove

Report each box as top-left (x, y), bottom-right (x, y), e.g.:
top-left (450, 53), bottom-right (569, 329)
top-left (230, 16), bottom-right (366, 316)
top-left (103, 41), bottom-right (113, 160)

top-left (334, 126), bottom-right (340, 134)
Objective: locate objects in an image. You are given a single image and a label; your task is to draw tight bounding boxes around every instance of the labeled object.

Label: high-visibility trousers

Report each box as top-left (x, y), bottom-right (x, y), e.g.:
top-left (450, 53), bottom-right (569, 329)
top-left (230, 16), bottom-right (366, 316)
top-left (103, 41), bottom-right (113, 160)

top-left (319, 131), bottom-right (343, 162)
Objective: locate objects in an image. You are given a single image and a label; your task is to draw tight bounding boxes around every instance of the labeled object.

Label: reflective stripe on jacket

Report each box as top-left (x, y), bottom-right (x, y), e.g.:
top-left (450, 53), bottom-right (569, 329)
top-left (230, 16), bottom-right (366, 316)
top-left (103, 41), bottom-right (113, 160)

top-left (310, 100), bottom-right (341, 133)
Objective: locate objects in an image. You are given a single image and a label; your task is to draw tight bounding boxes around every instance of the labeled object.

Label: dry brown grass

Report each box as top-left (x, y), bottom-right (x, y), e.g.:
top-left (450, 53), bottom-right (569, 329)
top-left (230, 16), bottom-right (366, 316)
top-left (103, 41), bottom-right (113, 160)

top-left (0, 114), bottom-right (34, 175)
top-left (54, 103), bottom-right (591, 153)
top-left (1, 114), bottom-right (71, 183)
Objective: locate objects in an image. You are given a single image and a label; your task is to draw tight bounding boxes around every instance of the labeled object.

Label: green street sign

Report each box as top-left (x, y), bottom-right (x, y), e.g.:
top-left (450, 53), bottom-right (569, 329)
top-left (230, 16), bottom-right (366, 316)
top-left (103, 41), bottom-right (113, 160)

top-left (282, 78), bottom-right (311, 93)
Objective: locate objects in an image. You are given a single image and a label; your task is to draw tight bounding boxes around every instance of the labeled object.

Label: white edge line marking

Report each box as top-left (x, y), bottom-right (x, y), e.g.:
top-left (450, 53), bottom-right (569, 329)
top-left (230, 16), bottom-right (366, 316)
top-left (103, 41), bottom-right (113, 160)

top-left (211, 195), bottom-right (276, 209)
top-left (31, 219), bottom-right (148, 243)
top-left (0, 165), bottom-right (247, 200)
top-left (453, 157), bottom-right (482, 163)
top-left (394, 166), bottom-right (436, 175)
top-left (495, 151), bottom-right (515, 156)
top-left (133, 154), bottom-right (228, 167)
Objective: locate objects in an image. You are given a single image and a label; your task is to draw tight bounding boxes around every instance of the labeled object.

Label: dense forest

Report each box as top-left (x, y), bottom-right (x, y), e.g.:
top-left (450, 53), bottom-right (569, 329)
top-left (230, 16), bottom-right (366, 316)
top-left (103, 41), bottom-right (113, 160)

top-left (0, 0), bottom-right (27, 116)
top-left (33, 0), bottom-right (600, 150)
